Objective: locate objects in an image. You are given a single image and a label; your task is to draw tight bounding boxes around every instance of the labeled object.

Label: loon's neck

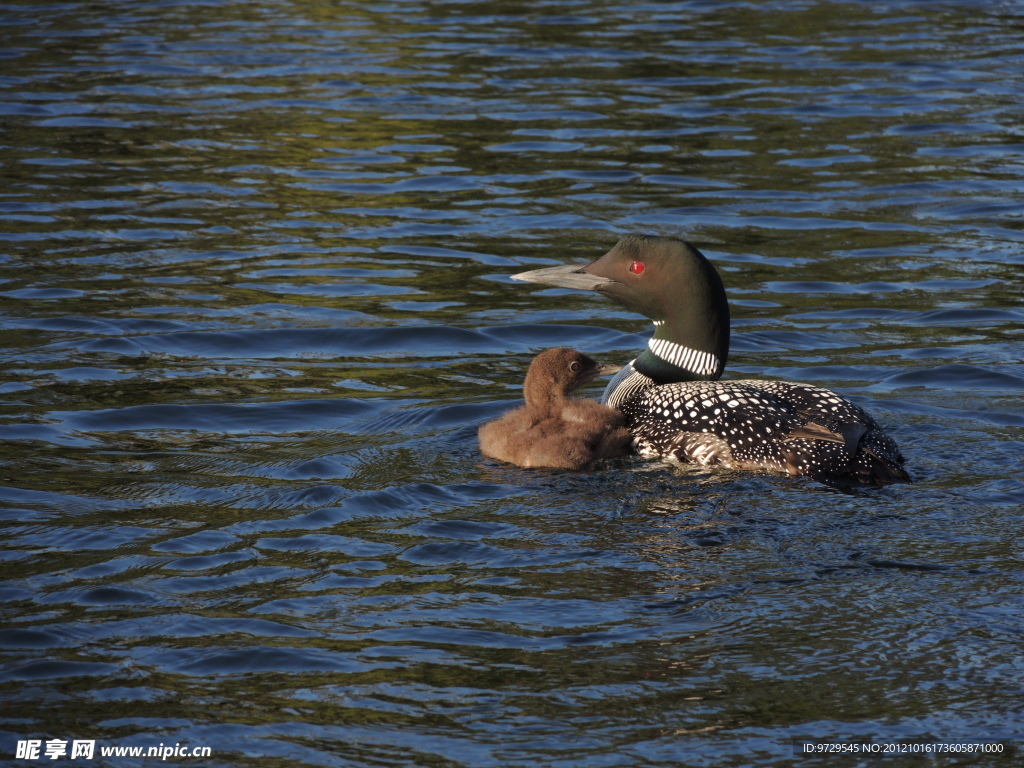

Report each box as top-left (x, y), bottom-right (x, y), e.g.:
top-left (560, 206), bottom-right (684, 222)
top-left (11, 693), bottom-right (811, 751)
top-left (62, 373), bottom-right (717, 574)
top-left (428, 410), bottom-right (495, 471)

top-left (633, 315), bottom-right (729, 384)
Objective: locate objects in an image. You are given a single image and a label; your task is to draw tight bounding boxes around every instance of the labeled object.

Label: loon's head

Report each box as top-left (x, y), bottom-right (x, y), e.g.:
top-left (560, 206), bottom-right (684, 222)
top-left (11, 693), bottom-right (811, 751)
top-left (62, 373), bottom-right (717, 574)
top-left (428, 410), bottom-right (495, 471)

top-left (512, 234), bottom-right (730, 382)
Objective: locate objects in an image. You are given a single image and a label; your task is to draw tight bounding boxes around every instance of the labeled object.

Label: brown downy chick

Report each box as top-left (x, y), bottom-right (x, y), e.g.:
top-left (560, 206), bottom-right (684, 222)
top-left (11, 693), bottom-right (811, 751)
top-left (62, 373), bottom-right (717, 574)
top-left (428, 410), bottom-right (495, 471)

top-left (479, 347), bottom-right (634, 470)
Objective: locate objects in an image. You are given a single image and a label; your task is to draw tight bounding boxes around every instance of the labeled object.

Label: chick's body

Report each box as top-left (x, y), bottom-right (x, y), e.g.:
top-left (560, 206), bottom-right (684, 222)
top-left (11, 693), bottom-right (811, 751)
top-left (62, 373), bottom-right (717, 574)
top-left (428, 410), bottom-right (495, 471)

top-left (479, 348), bottom-right (632, 470)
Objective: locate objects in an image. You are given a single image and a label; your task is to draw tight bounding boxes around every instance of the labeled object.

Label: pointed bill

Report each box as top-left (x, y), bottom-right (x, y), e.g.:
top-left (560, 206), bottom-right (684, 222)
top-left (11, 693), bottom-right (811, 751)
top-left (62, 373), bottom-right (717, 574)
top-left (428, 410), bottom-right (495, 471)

top-left (511, 263), bottom-right (614, 291)
top-left (575, 360), bottom-right (622, 389)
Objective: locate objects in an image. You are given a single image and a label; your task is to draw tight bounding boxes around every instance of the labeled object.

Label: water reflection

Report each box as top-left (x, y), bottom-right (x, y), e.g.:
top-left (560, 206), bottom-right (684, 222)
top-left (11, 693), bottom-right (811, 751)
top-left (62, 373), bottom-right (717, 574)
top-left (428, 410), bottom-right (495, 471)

top-left (2, 0), bottom-right (1024, 764)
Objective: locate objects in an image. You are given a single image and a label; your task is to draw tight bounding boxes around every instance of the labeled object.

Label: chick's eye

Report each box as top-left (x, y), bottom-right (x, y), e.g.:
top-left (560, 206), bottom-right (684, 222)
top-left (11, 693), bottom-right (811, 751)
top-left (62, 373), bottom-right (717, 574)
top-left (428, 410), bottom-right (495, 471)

top-left (569, 361), bottom-right (581, 372)
top-left (629, 261), bottom-right (646, 275)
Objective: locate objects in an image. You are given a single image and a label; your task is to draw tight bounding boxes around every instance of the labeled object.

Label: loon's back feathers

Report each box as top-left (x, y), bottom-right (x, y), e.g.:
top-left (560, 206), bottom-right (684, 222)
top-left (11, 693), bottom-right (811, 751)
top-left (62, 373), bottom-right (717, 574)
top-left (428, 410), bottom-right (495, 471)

top-left (478, 348), bottom-right (632, 470)
top-left (618, 374), bottom-right (908, 487)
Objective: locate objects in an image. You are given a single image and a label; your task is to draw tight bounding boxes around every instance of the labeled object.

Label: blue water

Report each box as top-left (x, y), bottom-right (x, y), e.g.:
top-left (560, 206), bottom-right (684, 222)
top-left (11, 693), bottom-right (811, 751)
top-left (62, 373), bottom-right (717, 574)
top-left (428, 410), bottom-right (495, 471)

top-left (2, 1), bottom-right (1023, 766)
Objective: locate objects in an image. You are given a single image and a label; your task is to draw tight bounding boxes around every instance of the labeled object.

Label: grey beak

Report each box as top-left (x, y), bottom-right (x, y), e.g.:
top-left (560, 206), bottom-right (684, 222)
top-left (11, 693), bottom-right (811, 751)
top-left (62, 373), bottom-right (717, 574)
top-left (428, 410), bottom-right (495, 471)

top-left (578, 361), bottom-right (622, 386)
top-left (511, 263), bottom-right (614, 291)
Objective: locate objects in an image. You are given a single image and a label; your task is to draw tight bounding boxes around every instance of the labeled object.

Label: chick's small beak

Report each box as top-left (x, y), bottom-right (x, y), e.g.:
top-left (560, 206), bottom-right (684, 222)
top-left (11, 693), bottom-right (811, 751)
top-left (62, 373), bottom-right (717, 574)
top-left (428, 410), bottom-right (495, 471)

top-left (511, 263), bottom-right (615, 291)
top-left (578, 361), bottom-right (622, 385)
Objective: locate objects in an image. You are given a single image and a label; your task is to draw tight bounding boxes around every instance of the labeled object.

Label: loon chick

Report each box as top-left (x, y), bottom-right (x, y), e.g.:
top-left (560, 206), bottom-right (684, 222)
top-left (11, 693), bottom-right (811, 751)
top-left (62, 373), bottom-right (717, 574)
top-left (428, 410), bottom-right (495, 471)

top-left (479, 347), bottom-right (633, 470)
top-left (512, 235), bottom-right (909, 487)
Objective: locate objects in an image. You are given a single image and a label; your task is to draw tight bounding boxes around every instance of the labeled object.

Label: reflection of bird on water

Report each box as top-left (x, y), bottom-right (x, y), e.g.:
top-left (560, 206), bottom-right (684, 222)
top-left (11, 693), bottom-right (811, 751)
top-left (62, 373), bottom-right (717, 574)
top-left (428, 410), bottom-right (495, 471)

top-left (479, 347), bottom-right (633, 470)
top-left (513, 235), bottom-right (909, 487)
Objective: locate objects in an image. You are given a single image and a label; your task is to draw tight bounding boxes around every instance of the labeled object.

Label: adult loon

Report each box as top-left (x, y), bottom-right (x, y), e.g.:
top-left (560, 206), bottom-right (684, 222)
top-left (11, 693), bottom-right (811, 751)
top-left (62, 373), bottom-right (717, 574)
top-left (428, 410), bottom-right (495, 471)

top-left (479, 347), bottom-right (633, 470)
top-left (512, 234), bottom-right (909, 487)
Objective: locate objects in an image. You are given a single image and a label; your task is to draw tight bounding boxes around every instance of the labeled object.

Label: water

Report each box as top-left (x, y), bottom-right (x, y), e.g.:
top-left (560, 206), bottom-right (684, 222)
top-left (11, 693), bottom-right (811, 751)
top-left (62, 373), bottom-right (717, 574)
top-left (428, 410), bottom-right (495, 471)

top-left (2, 0), bottom-right (1023, 765)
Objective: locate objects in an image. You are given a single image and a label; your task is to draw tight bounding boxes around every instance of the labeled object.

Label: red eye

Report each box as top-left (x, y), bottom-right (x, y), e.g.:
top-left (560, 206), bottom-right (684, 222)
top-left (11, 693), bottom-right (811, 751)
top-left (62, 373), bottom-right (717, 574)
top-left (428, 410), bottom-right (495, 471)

top-left (630, 261), bottom-right (645, 274)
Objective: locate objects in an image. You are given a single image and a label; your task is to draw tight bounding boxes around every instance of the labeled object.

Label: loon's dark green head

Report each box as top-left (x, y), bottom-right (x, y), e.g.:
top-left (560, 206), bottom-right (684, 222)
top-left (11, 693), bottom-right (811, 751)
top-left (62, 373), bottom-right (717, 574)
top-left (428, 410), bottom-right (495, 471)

top-left (512, 234), bottom-right (730, 382)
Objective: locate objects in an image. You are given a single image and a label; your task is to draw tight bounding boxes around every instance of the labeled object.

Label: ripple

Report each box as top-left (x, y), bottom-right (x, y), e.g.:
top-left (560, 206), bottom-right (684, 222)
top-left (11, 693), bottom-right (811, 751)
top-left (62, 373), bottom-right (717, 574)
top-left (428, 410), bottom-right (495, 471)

top-left (0, 660), bottom-right (119, 683)
top-left (882, 364), bottom-right (1024, 391)
top-left (256, 535), bottom-right (396, 556)
top-left (45, 323), bottom-right (640, 362)
top-left (151, 530), bottom-right (241, 554)
top-left (55, 398), bottom-right (384, 434)
top-left (1, 287), bottom-right (85, 300)
top-left (146, 646), bottom-right (377, 676)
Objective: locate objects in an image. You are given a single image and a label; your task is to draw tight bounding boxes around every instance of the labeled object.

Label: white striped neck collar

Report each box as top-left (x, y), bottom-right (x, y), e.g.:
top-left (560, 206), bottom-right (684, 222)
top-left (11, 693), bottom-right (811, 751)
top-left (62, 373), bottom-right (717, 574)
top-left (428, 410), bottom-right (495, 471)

top-left (634, 326), bottom-right (722, 381)
top-left (647, 337), bottom-right (719, 375)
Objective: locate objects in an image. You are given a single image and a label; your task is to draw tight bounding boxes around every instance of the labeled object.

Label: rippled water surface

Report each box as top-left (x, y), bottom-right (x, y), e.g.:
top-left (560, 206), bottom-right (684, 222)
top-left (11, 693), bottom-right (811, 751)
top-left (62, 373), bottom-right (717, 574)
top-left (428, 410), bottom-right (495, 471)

top-left (2, 0), bottom-right (1023, 765)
